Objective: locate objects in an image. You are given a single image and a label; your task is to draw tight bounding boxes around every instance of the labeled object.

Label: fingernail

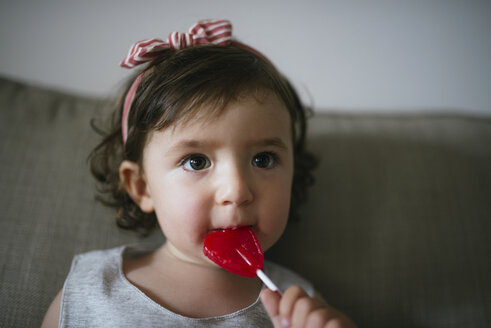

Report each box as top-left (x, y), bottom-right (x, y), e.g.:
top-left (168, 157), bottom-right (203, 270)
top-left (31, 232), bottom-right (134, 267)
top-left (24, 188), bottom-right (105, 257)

top-left (280, 316), bottom-right (291, 327)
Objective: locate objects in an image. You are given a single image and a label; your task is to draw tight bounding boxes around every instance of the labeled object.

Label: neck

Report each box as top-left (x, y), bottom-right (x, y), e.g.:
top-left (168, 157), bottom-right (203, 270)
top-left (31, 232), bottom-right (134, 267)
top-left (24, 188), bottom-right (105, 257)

top-left (143, 242), bottom-right (263, 317)
top-left (155, 242), bottom-right (261, 291)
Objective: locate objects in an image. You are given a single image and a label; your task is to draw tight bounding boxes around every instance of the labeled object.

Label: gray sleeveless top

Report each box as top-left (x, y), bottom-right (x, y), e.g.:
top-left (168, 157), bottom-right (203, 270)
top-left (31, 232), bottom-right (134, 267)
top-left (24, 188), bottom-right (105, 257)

top-left (59, 245), bottom-right (314, 327)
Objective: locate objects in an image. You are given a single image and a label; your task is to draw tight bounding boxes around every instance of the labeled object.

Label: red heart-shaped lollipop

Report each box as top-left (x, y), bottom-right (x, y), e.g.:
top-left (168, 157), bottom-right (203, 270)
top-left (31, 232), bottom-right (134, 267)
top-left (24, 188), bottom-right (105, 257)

top-left (203, 226), bottom-right (263, 278)
top-left (203, 226), bottom-right (281, 294)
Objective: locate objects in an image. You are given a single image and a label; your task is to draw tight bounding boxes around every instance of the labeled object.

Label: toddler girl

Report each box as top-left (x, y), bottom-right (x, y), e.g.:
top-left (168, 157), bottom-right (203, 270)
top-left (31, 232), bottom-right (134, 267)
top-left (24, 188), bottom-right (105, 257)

top-left (42, 19), bottom-right (356, 328)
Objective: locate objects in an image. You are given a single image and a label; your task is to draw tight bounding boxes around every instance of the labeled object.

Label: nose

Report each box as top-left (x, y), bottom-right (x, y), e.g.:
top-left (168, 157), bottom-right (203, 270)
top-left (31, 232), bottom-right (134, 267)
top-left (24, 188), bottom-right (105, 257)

top-left (214, 163), bottom-right (254, 207)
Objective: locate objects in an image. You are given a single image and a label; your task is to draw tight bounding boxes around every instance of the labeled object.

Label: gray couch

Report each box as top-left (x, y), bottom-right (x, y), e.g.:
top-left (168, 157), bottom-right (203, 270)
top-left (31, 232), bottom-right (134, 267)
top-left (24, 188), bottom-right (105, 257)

top-left (1, 76), bottom-right (490, 327)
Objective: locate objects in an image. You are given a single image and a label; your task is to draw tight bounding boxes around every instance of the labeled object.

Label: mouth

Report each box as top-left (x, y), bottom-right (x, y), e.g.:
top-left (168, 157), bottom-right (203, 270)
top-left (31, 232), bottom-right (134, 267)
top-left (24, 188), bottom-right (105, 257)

top-left (209, 225), bottom-right (255, 234)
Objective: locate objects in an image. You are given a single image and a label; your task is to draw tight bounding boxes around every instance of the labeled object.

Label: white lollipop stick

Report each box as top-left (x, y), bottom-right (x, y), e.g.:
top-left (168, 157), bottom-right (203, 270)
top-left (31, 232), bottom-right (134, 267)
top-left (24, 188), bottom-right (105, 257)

top-left (256, 269), bottom-right (282, 295)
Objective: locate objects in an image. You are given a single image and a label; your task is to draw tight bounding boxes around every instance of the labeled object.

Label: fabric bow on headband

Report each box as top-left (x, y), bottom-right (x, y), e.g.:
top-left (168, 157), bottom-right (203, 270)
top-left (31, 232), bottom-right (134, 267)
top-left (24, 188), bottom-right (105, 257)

top-left (120, 19), bottom-right (232, 69)
top-left (120, 19), bottom-right (234, 145)
top-left (119, 19), bottom-right (269, 146)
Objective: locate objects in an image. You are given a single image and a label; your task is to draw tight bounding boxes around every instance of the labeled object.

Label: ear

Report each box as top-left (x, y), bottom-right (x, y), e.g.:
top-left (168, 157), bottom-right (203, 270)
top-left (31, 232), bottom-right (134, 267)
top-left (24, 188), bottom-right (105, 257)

top-left (119, 160), bottom-right (154, 213)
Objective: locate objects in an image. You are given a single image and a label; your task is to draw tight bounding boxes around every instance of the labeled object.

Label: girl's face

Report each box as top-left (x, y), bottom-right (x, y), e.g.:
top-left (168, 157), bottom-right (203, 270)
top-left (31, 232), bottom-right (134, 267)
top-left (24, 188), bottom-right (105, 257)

top-left (141, 91), bottom-right (294, 267)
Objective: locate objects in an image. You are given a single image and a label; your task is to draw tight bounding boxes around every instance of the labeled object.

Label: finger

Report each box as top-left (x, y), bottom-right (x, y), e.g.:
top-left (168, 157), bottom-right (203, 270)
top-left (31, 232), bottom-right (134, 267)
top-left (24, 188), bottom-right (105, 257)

top-left (309, 308), bottom-right (357, 328)
top-left (291, 296), bottom-right (325, 327)
top-left (324, 313), bottom-right (358, 328)
top-left (278, 285), bottom-right (308, 320)
top-left (305, 308), bottom-right (333, 327)
top-left (260, 289), bottom-right (281, 318)
top-left (260, 289), bottom-right (286, 328)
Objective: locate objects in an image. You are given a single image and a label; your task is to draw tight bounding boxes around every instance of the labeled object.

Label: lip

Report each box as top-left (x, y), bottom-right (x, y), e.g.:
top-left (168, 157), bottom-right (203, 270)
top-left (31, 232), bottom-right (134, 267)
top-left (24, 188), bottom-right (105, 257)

top-left (208, 225), bottom-right (254, 234)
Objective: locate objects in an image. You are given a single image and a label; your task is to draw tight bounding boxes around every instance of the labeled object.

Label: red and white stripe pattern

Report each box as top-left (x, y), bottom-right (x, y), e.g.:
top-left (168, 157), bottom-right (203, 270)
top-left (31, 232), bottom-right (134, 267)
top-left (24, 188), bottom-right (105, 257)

top-left (120, 19), bottom-right (232, 68)
top-left (121, 73), bottom-right (144, 144)
top-left (120, 19), bottom-right (234, 145)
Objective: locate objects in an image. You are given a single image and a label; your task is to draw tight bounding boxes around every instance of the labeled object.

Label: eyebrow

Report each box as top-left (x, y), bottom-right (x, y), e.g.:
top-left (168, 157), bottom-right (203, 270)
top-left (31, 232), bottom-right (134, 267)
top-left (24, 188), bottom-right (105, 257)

top-left (253, 137), bottom-right (289, 151)
top-left (167, 137), bottom-right (290, 154)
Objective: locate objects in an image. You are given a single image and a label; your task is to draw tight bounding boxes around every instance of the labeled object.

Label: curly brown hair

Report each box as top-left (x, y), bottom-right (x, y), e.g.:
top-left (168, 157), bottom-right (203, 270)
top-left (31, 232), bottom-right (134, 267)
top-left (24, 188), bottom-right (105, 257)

top-left (88, 44), bottom-right (316, 235)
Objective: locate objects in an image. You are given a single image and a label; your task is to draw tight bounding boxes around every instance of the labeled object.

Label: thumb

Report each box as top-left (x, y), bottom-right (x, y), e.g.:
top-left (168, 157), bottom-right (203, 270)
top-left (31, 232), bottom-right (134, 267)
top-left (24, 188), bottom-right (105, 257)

top-left (260, 289), bottom-right (287, 327)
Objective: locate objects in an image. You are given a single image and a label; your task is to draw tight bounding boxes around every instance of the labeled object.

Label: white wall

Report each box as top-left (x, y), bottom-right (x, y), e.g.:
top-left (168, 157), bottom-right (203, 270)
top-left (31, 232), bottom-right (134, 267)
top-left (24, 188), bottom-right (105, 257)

top-left (0, 0), bottom-right (490, 115)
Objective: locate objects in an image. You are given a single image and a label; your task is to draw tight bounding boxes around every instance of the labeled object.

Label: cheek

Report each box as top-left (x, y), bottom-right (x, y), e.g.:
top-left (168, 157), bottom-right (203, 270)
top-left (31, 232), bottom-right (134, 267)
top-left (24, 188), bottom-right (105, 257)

top-left (265, 192), bottom-right (290, 237)
top-left (256, 173), bottom-right (293, 251)
top-left (151, 181), bottom-right (211, 243)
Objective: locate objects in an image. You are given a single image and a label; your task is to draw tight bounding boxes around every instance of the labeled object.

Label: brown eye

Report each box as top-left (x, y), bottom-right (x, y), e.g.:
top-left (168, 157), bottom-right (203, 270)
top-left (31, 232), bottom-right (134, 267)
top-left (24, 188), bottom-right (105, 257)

top-left (252, 152), bottom-right (277, 169)
top-left (183, 155), bottom-right (210, 171)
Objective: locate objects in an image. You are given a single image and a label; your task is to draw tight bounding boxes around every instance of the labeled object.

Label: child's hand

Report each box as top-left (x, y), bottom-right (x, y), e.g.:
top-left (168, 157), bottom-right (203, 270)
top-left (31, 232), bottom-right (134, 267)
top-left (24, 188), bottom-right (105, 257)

top-left (260, 286), bottom-right (356, 328)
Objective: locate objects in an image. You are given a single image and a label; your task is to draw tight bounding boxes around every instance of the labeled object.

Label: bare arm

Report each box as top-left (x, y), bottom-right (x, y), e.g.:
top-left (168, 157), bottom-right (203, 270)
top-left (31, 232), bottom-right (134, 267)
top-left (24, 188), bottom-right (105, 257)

top-left (41, 289), bottom-right (62, 328)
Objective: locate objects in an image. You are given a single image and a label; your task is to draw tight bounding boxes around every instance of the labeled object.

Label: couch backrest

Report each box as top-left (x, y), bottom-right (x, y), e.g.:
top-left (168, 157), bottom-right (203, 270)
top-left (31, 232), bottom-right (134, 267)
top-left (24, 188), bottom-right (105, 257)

top-left (1, 76), bottom-right (490, 327)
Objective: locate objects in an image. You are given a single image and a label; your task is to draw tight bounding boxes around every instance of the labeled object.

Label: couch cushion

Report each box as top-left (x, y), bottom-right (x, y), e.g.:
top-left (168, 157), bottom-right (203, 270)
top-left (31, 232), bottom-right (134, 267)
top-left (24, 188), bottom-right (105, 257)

top-left (0, 77), bottom-right (163, 327)
top-left (269, 112), bottom-right (491, 327)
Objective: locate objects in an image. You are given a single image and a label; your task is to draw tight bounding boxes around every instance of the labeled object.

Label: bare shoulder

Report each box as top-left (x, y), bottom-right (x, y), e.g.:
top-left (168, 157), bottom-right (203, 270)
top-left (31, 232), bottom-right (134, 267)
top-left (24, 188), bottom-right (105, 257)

top-left (41, 289), bottom-right (62, 328)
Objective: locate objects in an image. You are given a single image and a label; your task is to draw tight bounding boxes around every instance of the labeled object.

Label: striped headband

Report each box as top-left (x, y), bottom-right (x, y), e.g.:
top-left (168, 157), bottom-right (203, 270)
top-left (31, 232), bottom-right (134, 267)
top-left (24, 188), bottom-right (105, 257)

top-left (120, 19), bottom-right (233, 145)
